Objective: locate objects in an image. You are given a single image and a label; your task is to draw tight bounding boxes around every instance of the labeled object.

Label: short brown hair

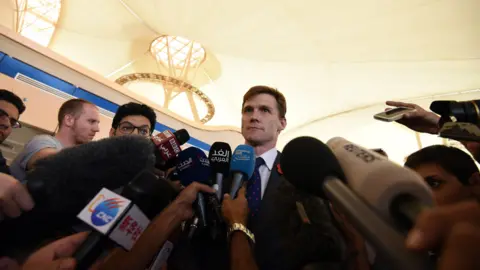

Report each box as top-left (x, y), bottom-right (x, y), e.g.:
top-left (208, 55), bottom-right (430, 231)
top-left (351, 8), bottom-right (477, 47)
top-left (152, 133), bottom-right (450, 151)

top-left (58, 99), bottom-right (94, 125)
top-left (242, 85), bottom-right (287, 118)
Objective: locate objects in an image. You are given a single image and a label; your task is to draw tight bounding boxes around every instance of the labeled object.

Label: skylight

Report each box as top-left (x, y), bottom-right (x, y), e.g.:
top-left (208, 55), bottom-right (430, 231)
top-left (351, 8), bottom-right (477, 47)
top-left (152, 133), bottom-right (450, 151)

top-left (150, 35), bottom-right (206, 69)
top-left (15, 0), bottom-right (61, 46)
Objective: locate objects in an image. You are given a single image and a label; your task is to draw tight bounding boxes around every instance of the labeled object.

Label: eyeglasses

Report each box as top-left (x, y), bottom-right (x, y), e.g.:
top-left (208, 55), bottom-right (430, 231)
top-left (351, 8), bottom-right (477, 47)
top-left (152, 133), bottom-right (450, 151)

top-left (0, 109), bottom-right (21, 129)
top-left (116, 122), bottom-right (151, 136)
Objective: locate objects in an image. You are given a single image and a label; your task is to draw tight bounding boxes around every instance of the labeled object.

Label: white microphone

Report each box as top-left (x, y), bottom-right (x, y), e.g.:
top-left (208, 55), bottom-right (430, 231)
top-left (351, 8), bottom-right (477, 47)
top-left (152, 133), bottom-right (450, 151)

top-left (327, 137), bottom-right (433, 230)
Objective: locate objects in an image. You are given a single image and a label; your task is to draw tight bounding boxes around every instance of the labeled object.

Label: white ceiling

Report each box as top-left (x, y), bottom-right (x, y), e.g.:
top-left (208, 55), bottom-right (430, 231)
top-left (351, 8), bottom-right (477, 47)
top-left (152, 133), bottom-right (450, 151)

top-left (1, 0), bottom-right (480, 163)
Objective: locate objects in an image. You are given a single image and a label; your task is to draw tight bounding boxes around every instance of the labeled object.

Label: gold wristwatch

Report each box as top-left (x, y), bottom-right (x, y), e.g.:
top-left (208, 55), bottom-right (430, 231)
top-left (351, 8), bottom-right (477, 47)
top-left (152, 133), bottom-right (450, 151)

top-left (227, 223), bottom-right (255, 244)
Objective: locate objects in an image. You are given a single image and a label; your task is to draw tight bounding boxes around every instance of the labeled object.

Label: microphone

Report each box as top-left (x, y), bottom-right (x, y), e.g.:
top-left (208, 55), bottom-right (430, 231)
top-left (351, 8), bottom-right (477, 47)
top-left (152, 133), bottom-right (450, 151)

top-left (229, 145), bottom-right (255, 198)
top-left (152, 129), bottom-right (190, 171)
top-left (73, 175), bottom-right (151, 270)
top-left (327, 137), bottom-right (433, 231)
top-left (280, 136), bottom-right (435, 270)
top-left (0, 135), bottom-right (156, 258)
top-left (208, 142), bottom-right (232, 200)
top-left (176, 147), bottom-right (211, 238)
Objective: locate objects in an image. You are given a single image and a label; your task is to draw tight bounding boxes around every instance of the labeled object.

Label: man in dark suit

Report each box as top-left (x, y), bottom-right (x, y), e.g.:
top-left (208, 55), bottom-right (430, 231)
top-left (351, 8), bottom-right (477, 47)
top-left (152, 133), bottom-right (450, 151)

top-left (239, 86), bottom-right (346, 270)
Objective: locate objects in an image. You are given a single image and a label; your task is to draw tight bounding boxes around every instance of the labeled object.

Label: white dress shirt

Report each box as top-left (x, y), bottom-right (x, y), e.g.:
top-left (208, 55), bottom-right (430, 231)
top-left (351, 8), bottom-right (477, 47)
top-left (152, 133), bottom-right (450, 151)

top-left (258, 147), bottom-right (278, 199)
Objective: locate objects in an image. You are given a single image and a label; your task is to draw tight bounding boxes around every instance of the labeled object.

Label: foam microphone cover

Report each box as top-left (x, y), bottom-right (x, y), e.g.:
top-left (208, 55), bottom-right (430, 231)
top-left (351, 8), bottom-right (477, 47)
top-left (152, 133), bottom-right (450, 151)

top-left (0, 135), bottom-right (155, 257)
top-left (208, 142), bottom-right (231, 175)
top-left (327, 137), bottom-right (433, 221)
top-left (280, 136), bottom-right (346, 199)
top-left (176, 147), bottom-right (212, 186)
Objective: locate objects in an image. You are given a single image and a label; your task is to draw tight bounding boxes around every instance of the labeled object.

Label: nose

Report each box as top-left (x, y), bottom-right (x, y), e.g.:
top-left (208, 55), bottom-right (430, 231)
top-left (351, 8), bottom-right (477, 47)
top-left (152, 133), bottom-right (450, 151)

top-left (250, 109), bottom-right (260, 122)
top-left (93, 123), bottom-right (100, 133)
top-left (131, 128), bottom-right (139, 135)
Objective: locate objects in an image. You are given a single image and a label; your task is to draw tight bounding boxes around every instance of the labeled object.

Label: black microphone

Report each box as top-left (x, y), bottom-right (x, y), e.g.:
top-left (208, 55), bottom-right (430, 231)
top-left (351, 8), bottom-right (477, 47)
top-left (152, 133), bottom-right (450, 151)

top-left (208, 142), bottom-right (231, 201)
top-left (280, 136), bottom-right (435, 270)
top-left (176, 147), bottom-right (211, 238)
top-left (0, 135), bottom-right (155, 259)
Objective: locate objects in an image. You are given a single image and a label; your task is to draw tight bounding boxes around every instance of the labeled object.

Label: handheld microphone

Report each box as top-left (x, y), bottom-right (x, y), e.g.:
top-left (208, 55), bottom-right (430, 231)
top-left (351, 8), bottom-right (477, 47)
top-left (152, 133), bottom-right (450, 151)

top-left (208, 142), bottom-right (232, 200)
top-left (74, 169), bottom-right (179, 270)
top-left (280, 136), bottom-right (435, 270)
top-left (229, 145), bottom-right (255, 198)
top-left (0, 135), bottom-right (156, 258)
top-left (176, 147), bottom-right (211, 238)
top-left (152, 129), bottom-right (190, 171)
top-left (74, 181), bottom-right (150, 269)
top-left (327, 137), bottom-right (433, 231)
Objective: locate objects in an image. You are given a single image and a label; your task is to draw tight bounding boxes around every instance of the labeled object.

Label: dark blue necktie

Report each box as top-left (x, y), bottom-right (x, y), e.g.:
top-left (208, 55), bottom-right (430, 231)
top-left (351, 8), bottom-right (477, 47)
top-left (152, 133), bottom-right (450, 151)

top-left (247, 157), bottom-right (265, 217)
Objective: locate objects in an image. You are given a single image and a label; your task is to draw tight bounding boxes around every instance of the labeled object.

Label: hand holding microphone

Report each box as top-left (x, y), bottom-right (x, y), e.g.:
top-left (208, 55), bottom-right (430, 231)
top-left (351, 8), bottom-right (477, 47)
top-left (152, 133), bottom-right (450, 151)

top-left (176, 147), bottom-right (212, 237)
top-left (22, 232), bottom-right (90, 270)
top-left (97, 182), bottom-right (214, 270)
top-left (222, 186), bottom-right (249, 227)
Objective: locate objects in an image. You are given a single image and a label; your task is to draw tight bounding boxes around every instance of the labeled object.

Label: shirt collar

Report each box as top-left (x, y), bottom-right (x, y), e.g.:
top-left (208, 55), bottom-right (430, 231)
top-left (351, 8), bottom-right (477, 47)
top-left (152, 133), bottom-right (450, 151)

top-left (258, 147), bottom-right (278, 171)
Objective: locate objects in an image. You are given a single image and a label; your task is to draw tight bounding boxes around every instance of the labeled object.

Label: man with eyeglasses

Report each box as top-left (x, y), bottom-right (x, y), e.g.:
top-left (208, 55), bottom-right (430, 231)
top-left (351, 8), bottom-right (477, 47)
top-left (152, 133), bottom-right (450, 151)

top-left (109, 102), bottom-right (156, 138)
top-left (0, 89), bottom-right (35, 219)
top-left (0, 89), bottom-right (25, 173)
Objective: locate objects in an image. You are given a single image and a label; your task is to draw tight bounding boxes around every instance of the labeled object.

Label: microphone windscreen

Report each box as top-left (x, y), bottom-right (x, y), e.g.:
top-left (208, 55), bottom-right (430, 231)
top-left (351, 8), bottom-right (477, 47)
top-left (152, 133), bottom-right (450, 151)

top-left (174, 129), bottom-right (190, 145)
top-left (327, 137), bottom-right (433, 221)
top-left (0, 135), bottom-right (155, 258)
top-left (229, 145), bottom-right (255, 179)
top-left (177, 147), bottom-right (211, 186)
top-left (27, 135), bottom-right (155, 211)
top-left (208, 142), bottom-right (231, 175)
top-left (280, 136), bottom-right (345, 199)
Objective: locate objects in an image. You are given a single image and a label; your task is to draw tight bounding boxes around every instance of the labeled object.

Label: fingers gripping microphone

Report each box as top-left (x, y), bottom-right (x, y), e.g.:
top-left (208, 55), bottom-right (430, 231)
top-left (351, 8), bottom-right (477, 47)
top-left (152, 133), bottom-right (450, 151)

top-left (280, 137), bottom-right (435, 270)
top-left (208, 142), bottom-right (232, 200)
top-left (327, 137), bottom-right (434, 231)
top-left (176, 147), bottom-right (211, 238)
top-left (0, 135), bottom-right (156, 258)
top-left (152, 129), bottom-right (190, 171)
top-left (229, 145), bottom-right (255, 198)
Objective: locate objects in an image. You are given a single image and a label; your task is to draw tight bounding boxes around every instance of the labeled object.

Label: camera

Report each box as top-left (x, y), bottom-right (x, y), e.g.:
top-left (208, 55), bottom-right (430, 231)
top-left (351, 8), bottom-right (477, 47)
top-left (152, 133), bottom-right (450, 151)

top-left (430, 100), bottom-right (480, 124)
top-left (430, 100), bottom-right (480, 141)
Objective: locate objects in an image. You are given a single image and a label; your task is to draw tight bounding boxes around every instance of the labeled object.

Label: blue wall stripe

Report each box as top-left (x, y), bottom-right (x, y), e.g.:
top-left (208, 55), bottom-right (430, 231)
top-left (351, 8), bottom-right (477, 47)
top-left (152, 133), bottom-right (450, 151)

top-left (0, 51), bottom-right (210, 151)
top-left (0, 55), bottom-right (76, 95)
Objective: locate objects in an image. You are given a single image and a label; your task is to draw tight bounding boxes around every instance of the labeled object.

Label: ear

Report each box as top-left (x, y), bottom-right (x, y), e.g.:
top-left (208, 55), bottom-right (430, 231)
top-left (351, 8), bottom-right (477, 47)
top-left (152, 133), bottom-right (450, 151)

top-left (278, 117), bottom-right (287, 133)
top-left (468, 172), bottom-right (480, 186)
top-left (63, 114), bottom-right (75, 128)
top-left (109, 128), bottom-right (115, 137)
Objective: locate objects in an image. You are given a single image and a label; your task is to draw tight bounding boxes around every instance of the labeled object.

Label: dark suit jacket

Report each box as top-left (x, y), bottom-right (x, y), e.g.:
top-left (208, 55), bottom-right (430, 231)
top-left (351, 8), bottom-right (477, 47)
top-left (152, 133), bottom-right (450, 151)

top-left (168, 151), bottom-right (346, 270)
top-left (251, 151), bottom-right (347, 270)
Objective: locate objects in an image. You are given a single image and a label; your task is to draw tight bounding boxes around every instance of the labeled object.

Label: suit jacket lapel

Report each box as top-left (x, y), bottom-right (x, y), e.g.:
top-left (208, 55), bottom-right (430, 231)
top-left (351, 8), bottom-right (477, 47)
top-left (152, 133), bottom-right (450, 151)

top-left (261, 151), bottom-right (282, 205)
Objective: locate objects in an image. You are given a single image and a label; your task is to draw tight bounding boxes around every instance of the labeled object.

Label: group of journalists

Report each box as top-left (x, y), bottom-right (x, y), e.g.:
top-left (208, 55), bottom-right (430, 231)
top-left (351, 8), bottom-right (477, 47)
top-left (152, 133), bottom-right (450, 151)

top-left (0, 85), bottom-right (478, 270)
